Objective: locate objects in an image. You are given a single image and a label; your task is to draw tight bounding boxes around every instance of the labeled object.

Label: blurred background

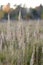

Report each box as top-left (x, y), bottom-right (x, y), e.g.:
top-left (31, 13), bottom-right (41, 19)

top-left (0, 0), bottom-right (43, 21)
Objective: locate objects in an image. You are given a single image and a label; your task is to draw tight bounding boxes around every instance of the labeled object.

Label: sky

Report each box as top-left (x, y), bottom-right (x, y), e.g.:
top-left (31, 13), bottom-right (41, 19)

top-left (0, 0), bottom-right (43, 8)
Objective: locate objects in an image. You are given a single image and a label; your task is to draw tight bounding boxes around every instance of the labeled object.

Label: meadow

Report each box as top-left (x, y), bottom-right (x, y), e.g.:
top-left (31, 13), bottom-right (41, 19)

top-left (0, 20), bottom-right (43, 65)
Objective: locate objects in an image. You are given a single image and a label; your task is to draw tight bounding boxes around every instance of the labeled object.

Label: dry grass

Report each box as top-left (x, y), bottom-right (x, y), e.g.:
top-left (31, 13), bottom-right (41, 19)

top-left (0, 20), bottom-right (43, 65)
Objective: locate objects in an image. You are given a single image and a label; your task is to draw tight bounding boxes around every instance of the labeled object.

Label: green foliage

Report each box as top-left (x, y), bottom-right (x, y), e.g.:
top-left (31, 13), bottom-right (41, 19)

top-left (0, 10), bottom-right (4, 19)
top-left (4, 12), bottom-right (8, 19)
top-left (0, 53), bottom-right (6, 62)
top-left (41, 9), bottom-right (43, 19)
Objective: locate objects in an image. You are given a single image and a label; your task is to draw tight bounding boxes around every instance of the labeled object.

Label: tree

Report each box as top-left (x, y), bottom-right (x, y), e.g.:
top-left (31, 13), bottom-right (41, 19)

top-left (41, 9), bottom-right (43, 19)
top-left (2, 3), bottom-right (10, 21)
top-left (2, 3), bottom-right (10, 13)
top-left (32, 9), bottom-right (39, 19)
top-left (0, 10), bottom-right (4, 20)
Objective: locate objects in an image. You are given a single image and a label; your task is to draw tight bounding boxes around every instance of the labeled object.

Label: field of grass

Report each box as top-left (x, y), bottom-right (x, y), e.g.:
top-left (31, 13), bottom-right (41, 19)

top-left (0, 20), bottom-right (43, 65)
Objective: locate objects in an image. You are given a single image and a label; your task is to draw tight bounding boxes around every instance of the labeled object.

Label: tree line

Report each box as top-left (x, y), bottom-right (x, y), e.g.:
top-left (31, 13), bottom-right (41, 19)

top-left (0, 4), bottom-right (43, 20)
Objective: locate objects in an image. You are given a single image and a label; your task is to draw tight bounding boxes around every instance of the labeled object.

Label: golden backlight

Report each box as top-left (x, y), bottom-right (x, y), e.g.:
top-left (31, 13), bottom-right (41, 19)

top-left (2, 3), bottom-right (10, 13)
